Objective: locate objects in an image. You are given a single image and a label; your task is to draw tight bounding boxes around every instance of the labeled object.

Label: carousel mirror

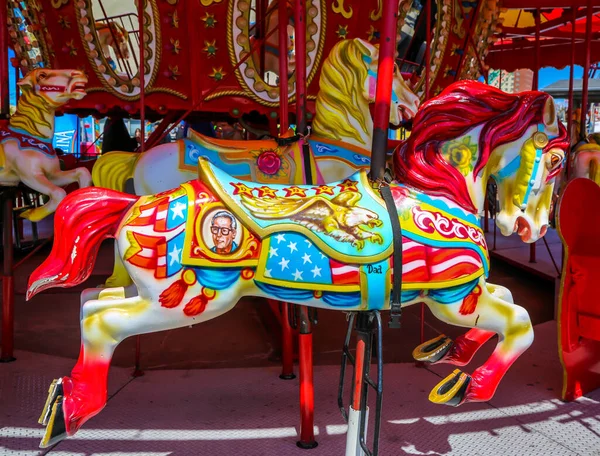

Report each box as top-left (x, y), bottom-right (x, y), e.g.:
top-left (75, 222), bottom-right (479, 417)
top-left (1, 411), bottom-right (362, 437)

top-left (228, 0), bottom-right (324, 104)
top-left (77, 0), bottom-right (161, 99)
top-left (7, 0), bottom-right (51, 71)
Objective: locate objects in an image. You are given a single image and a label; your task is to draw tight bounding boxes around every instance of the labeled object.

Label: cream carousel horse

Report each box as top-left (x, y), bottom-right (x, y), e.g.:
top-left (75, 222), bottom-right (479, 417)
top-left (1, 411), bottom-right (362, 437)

top-left (570, 133), bottom-right (600, 185)
top-left (0, 69), bottom-right (92, 221)
top-left (93, 38), bottom-right (420, 287)
top-left (28, 81), bottom-right (569, 447)
top-left (95, 21), bottom-right (130, 67)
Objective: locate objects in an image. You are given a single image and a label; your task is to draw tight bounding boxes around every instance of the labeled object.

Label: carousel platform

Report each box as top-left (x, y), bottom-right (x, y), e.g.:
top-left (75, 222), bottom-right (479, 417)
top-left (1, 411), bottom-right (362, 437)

top-left (1, 322), bottom-right (600, 455)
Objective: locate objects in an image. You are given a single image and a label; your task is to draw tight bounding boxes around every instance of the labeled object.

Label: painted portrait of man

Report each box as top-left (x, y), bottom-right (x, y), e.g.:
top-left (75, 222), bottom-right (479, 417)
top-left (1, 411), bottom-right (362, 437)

top-left (210, 210), bottom-right (238, 254)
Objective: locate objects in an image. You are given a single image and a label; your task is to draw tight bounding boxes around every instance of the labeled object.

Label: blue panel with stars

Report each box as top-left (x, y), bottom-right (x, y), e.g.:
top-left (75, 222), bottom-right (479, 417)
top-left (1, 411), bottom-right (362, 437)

top-left (264, 232), bottom-right (333, 286)
top-left (167, 195), bottom-right (188, 231)
top-left (166, 230), bottom-right (185, 277)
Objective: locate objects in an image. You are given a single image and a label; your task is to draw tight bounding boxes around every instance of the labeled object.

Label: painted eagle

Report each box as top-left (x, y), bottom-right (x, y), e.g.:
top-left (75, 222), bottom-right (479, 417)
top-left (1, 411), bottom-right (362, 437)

top-left (239, 191), bottom-right (383, 249)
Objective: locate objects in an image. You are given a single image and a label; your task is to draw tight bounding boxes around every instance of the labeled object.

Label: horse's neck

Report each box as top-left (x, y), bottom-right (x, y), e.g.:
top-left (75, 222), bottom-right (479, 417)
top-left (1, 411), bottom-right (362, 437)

top-left (9, 97), bottom-right (56, 140)
top-left (312, 97), bottom-right (373, 149)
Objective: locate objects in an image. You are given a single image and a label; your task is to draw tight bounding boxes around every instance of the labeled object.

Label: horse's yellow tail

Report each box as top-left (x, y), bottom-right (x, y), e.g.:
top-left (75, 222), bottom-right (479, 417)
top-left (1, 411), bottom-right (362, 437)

top-left (92, 151), bottom-right (140, 191)
top-left (590, 158), bottom-right (600, 186)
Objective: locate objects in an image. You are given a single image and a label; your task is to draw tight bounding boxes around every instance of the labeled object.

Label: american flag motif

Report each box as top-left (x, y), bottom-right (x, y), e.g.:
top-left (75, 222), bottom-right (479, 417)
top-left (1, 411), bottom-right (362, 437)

top-left (125, 192), bottom-right (188, 278)
top-left (263, 232), bottom-right (360, 287)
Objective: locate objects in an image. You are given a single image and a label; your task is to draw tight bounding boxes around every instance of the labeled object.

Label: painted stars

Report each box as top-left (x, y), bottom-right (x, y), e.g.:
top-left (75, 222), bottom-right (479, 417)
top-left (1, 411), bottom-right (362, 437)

top-left (202, 12), bottom-right (217, 28)
top-left (336, 25), bottom-right (349, 40)
top-left (231, 182), bottom-right (254, 197)
top-left (203, 40), bottom-right (218, 58)
top-left (256, 186), bottom-right (278, 198)
top-left (337, 179), bottom-right (359, 192)
top-left (283, 186), bottom-right (306, 197)
top-left (169, 244), bottom-right (182, 267)
top-left (209, 67), bottom-right (226, 81)
top-left (312, 184), bottom-right (335, 196)
top-left (170, 200), bottom-right (186, 220)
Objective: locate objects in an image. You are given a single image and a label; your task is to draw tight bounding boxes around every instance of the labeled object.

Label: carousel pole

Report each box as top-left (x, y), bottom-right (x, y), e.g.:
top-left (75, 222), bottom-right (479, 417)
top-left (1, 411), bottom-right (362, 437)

top-left (133, 0), bottom-right (146, 376)
top-left (425, 0), bottom-right (431, 100)
top-left (293, 0), bottom-right (317, 449)
top-left (566, 4), bottom-right (576, 178)
top-left (369, 0), bottom-right (398, 180)
top-left (0, 0), bottom-right (15, 363)
top-left (278, 0), bottom-right (289, 133)
top-left (580, 0), bottom-right (593, 141)
top-left (530, 7), bottom-right (541, 264)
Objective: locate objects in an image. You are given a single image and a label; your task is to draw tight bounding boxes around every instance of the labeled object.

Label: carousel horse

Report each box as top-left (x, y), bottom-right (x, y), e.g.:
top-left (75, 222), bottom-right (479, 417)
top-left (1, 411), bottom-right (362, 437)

top-left (93, 37), bottom-right (420, 287)
top-left (95, 21), bottom-right (130, 69)
top-left (0, 68), bottom-right (92, 221)
top-left (28, 81), bottom-right (568, 447)
top-left (570, 134), bottom-right (600, 186)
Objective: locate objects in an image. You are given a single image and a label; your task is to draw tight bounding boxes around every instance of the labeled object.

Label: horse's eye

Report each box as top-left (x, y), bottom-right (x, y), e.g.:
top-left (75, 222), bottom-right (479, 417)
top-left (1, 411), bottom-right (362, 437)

top-left (38, 72), bottom-right (47, 80)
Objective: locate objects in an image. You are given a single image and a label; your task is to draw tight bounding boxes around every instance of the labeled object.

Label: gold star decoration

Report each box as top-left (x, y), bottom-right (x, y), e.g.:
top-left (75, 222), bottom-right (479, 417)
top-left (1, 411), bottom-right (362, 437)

top-left (168, 65), bottom-right (181, 80)
top-left (169, 10), bottom-right (179, 28)
top-left (443, 65), bottom-right (457, 78)
top-left (65, 40), bottom-right (77, 56)
top-left (256, 186), bottom-right (278, 198)
top-left (337, 179), bottom-right (358, 192)
top-left (232, 182), bottom-right (254, 197)
top-left (58, 15), bottom-right (70, 29)
top-left (170, 38), bottom-right (181, 55)
top-left (450, 43), bottom-right (463, 56)
top-left (313, 185), bottom-right (335, 196)
top-left (209, 67), bottom-right (226, 81)
top-left (203, 40), bottom-right (218, 58)
top-left (336, 25), bottom-right (349, 40)
top-left (202, 12), bottom-right (217, 28)
top-left (367, 25), bottom-right (379, 42)
top-left (283, 186), bottom-right (307, 197)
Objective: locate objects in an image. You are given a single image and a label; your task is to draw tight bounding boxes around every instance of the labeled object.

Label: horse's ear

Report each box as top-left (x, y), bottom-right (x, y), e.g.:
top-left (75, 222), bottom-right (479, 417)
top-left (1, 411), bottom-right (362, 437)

top-left (17, 71), bottom-right (35, 91)
top-left (354, 38), bottom-right (377, 58)
top-left (543, 97), bottom-right (559, 136)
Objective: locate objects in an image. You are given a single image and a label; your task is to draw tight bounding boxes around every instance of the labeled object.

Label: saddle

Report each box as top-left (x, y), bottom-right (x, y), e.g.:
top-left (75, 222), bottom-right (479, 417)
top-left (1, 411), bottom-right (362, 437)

top-left (198, 157), bottom-right (394, 265)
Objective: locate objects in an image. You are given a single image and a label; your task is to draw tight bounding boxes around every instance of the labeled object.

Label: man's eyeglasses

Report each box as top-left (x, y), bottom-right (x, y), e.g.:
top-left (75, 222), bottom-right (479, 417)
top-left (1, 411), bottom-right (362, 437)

top-left (211, 226), bottom-right (233, 235)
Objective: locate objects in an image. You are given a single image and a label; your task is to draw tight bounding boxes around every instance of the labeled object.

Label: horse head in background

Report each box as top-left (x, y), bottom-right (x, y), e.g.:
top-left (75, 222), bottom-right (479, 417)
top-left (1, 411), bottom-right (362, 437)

top-left (0, 68), bottom-right (92, 221)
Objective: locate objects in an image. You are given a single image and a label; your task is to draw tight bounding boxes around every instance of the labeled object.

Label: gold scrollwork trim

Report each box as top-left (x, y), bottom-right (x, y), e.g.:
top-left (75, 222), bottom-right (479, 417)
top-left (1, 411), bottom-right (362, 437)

top-left (77, 0), bottom-right (162, 100)
top-left (332, 0), bottom-right (353, 19)
top-left (224, 0), bottom-right (327, 106)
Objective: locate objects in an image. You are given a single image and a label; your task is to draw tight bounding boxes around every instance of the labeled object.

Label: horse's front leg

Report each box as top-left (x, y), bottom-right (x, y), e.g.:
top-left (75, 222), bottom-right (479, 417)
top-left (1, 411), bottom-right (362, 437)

top-left (424, 278), bottom-right (533, 406)
top-left (50, 167), bottom-right (93, 189)
top-left (413, 283), bottom-right (513, 366)
top-left (19, 172), bottom-right (66, 221)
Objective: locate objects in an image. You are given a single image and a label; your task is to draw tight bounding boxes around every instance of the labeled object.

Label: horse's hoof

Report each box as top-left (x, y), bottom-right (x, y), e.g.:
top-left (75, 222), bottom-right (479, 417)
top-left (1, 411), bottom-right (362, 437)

top-left (39, 378), bottom-right (63, 426)
top-left (20, 208), bottom-right (47, 222)
top-left (40, 395), bottom-right (68, 448)
top-left (429, 369), bottom-right (471, 407)
top-left (412, 334), bottom-right (453, 364)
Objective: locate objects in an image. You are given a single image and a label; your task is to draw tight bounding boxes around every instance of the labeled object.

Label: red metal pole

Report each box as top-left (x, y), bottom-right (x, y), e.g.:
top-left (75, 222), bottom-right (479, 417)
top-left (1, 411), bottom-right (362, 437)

top-left (257, 0), bottom-right (268, 78)
top-left (566, 5), bottom-right (576, 177)
top-left (425, 0), bottom-right (431, 100)
top-left (580, 0), bottom-right (593, 140)
top-left (279, 302), bottom-right (295, 379)
top-left (530, 8), bottom-right (541, 264)
top-left (1, 192), bottom-right (16, 362)
top-left (278, 0), bottom-right (289, 133)
top-left (0, 0), bottom-right (9, 117)
top-left (294, 0), bottom-right (307, 135)
top-left (297, 306), bottom-right (317, 449)
top-left (370, 0), bottom-right (398, 180)
top-left (134, 0), bottom-right (146, 369)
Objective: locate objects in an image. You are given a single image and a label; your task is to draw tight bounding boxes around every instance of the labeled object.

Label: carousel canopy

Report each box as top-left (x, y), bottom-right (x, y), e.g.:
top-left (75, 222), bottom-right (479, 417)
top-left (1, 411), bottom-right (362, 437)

top-left (486, 6), bottom-right (600, 72)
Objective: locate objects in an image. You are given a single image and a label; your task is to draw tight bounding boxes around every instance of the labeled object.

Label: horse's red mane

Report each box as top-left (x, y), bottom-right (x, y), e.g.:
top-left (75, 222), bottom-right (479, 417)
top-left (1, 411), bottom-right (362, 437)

top-left (393, 81), bottom-right (557, 213)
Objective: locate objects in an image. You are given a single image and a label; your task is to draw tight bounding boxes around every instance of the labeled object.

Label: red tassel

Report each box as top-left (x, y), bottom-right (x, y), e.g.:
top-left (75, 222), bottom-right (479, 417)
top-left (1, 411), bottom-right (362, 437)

top-left (183, 295), bottom-right (209, 316)
top-left (159, 280), bottom-right (189, 308)
top-left (459, 285), bottom-right (482, 316)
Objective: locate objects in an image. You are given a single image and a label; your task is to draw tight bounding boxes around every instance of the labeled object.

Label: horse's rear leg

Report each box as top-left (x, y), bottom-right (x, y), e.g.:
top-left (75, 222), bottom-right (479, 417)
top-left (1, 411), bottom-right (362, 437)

top-left (50, 168), bottom-right (93, 188)
top-left (40, 288), bottom-right (149, 447)
top-left (425, 279), bottom-right (533, 406)
top-left (413, 283), bottom-right (513, 366)
top-left (19, 173), bottom-right (66, 222)
top-left (104, 243), bottom-right (134, 288)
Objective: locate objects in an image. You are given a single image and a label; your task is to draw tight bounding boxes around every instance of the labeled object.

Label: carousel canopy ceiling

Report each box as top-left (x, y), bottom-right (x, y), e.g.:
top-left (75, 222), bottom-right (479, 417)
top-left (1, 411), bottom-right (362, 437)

top-left (487, 6), bottom-right (600, 72)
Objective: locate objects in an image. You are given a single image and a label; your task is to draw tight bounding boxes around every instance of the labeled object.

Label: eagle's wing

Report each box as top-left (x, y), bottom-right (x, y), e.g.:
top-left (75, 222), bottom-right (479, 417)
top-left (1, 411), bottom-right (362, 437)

top-left (331, 191), bottom-right (363, 207)
top-left (240, 194), bottom-right (335, 220)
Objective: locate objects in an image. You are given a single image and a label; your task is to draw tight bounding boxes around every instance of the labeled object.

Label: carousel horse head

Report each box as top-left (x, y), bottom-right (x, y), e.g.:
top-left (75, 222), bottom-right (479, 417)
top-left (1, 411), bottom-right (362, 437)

top-left (313, 38), bottom-right (419, 146)
top-left (16, 68), bottom-right (88, 107)
top-left (97, 21), bottom-right (130, 60)
top-left (395, 81), bottom-right (569, 244)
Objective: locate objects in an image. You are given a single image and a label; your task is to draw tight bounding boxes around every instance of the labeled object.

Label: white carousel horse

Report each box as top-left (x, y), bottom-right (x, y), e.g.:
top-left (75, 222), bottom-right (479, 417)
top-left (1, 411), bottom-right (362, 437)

top-left (92, 38), bottom-right (420, 287)
top-left (95, 21), bottom-right (130, 68)
top-left (0, 68), bottom-right (92, 221)
top-left (28, 81), bottom-right (569, 448)
top-left (570, 133), bottom-right (600, 186)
